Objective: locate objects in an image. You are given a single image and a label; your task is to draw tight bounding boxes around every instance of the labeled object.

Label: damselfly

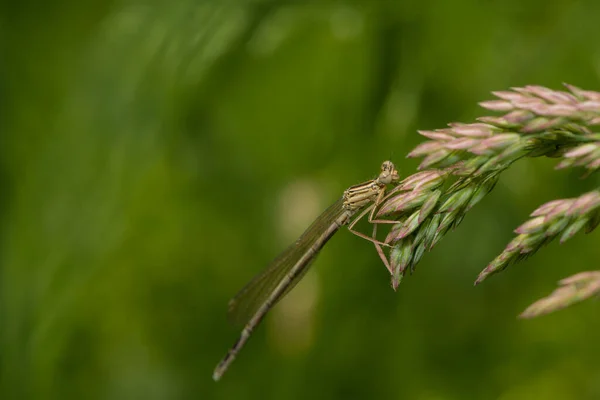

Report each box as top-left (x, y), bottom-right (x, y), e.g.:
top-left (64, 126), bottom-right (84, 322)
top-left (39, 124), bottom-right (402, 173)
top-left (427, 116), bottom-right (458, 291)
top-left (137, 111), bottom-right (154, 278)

top-left (213, 161), bottom-right (400, 381)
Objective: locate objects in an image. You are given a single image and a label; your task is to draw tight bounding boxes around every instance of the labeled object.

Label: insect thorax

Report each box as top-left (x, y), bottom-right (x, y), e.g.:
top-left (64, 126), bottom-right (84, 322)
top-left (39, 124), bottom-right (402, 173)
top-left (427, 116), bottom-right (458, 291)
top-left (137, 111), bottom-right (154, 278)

top-left (342, 181), bottom-right (383, 211)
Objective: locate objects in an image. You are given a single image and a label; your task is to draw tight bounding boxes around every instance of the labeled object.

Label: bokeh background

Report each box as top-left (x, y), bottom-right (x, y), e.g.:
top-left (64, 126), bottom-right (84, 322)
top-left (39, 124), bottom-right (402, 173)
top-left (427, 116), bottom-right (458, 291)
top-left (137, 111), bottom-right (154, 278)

top-left (2, 1), bottom-right (600, 399)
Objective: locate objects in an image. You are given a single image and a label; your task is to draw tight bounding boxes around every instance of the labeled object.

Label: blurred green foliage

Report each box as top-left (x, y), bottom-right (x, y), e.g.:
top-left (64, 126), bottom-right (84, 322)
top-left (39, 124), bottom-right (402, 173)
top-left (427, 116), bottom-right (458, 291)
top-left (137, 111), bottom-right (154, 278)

top-left (1, 1), bottom-right (599, 399)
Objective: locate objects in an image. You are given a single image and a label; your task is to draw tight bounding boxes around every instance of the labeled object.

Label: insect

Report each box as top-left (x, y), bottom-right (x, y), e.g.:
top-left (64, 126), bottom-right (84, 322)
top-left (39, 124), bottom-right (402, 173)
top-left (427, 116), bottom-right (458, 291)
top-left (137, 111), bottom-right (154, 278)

top-left (213, 161), bottom-right (400, 381)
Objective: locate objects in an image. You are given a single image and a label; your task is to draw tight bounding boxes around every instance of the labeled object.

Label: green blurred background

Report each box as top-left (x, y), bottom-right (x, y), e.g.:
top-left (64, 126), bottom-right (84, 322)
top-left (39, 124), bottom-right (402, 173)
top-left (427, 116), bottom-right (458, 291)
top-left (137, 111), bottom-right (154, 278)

top-left (2, 1), bottom-right (600, 399)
